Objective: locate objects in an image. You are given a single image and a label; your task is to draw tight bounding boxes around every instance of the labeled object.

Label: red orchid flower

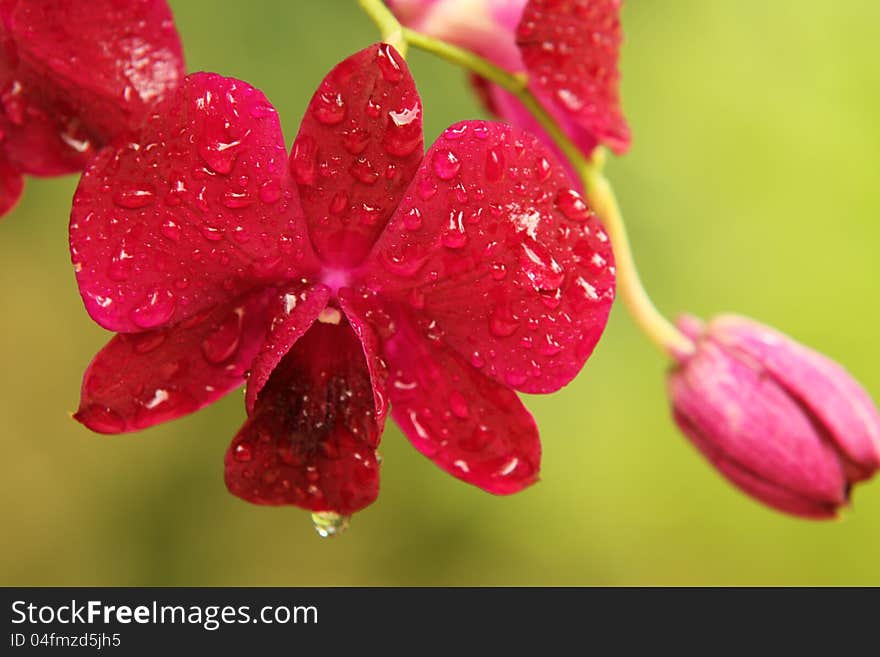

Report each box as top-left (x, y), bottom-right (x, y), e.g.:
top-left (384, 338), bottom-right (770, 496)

top-left (388, 0), bottom-right (630, 161)
top-left (0, 0), bottom-right (184, 216)
top-left (69, 44), bottom-right (615, 516)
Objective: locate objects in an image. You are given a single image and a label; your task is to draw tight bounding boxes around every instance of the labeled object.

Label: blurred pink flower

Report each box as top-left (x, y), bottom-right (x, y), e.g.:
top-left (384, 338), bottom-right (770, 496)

top-left (387, 0), bottom-right (630, 164)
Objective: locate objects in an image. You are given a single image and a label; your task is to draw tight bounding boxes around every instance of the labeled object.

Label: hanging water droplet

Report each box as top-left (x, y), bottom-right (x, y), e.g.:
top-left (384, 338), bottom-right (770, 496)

top-left (311, 511), bottom-right (350, 538)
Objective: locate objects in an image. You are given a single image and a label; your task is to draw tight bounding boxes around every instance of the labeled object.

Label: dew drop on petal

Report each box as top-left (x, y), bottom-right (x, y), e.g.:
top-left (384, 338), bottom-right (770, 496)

top-left (313, 89), bottom-right (347, 125)
top-left (232, 443), bottom-right (252, 462)
top-left (450, 391), bottom-right (469, 419)
top-left (291, 135), bottom-right (318, 186)
top-left (403, 207), bottom-right (422, 231)
top-left (485, 146), bottom-right (505, 182)
top-left (489, 308), bottom-right (520, 337)
top-left (113, 185), bottom-right (156, 209)
top-left (130, 290), bottom-right (176, 329)
top-left (201, 308), bottom-right (244, 364)
top-left (376, 43), bottom-right (404, 83)
top-left (258, 179), bottom-right (282, 204)
top-left (555, 188), bottom-right (591, 221)
top-left (432, 148), bottom-right (461, 180)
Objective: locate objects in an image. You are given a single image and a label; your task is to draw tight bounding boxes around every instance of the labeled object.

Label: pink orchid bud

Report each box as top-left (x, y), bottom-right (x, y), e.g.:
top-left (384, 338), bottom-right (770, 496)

top-left (668, 314), bottom-right (880, 519)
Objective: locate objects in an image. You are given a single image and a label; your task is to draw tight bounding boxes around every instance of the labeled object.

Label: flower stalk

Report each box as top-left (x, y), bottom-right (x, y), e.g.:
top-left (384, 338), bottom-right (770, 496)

top-left (358, 2), bottom-right (694, 358)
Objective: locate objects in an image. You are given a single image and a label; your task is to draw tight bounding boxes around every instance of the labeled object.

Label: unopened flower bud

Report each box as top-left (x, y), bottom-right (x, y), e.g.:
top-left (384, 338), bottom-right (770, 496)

top-left (668, 314), bottom-right (880, 519)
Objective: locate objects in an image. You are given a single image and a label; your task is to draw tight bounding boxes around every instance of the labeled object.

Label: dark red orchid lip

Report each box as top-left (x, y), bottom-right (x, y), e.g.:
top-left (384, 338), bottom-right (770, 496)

top-left (0, 0), bottom-right (185, 218)
top-left (69, 43), bottom-right (616, 515)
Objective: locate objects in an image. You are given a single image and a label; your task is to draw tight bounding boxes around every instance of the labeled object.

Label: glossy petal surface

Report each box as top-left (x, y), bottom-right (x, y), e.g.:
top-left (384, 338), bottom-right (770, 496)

top-left (75, 290), bottom-right (276, 434)
top-left (0, 0), bottom-right (184, 174)
top-left (669, 340), bottom-right (847, 515)
top-left (225, 320), bottom-right (383, 514)
top-left (379, 306), bottom-right (540, 494)
top-left (291, 43), bottom-right (423, 267)
top-left (517, 0), bottom-right (630, 153)
top-left (70, 73), bottom-right (315, 333)
top-left (365, 120), bottom-right (615, 393)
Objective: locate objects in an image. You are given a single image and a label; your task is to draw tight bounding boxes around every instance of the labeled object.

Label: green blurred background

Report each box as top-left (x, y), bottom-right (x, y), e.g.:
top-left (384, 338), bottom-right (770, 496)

top-left (1, 0), bottom-right (878, 585)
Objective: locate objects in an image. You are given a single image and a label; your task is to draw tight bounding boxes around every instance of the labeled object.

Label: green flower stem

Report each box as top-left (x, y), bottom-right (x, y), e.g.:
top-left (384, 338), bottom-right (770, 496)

top-left (358, 4), bottom-right (694, 358)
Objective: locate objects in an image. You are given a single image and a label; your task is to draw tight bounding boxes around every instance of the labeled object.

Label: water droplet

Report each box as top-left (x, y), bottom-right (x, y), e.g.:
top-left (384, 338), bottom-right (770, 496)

top-left (358, 203), bottom-right (382, 225)
top-left (114, 185), bottom-right (155, 209)
top-left (350, 158), bottom-right (379, 185)
top-left (383, 108), bottom-right (422, 157)
top-left (108, 243), bottom-right (134, 281)
top-left (291, 135), bottom-right (318, 185)
top-left (470, 352), bottom-right (485, 368)
top-left (161, 218), bottom-right (181, 241)
top-left (201, 308), bottom-right (244, 363)
top-left (432, 148), bottom-right (461, 180)
top-left (403, 207), bottom-right (422, 230)
top-left (201, 225), bottom-right (223, 241)
top-left (376, 44), bottom-right (404, 83)
top-left (343, 128), bottom-right (370, 155)
top-left (489, 308), bottom-right (519, 337)
top-left (222, 190), bottom-right (252, 208)
top-left (540, 334), bottom-right (563, 356)
top-left (490, 262), bottom-right (507, 280)
top-left (130, 290), bottom-right (176, 328)
top-left (418, 176), bottom-right (437, 200)
top-left (233, 443), bottom-right (252, 462)
top-left (312, 511), bottom-right (350, 538)
top-left (556, 88), bottom-right (585, 113)
top-left (198, 137), bottom-right (241, 175)
top-left (381, 243), bottom-right (429, 277)
top-left (365, 98), bottom-right (381, 118)
top-left (329, 191), bottom-right (348, 214)
top-left (555, 188), bottom-right (591, 221)
top-left (313, 89), bottom-right (346, 125)
top-left (450, 391), bottom-right (469, 419)
top-left (520, 238), bottom-right (564, 291)
top-left (441, 210), bottom-right (467, 249)
top-left (131, 332), bottom-right (166, 354)
top-left (485, 146), bottom-right (505, 182)
top-left (258, 179), bottom-right (282, 204)
top-left (534, 157), bottom-right (552, 182)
